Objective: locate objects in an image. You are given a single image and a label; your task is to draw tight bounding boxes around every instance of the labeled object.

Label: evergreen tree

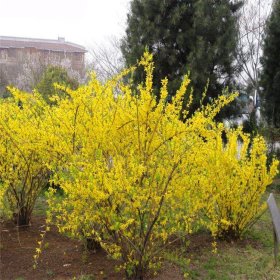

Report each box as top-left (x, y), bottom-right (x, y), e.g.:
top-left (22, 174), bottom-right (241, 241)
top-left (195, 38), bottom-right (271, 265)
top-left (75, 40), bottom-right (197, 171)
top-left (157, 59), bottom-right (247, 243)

top-left (261, 0), bottom-right (280, 128)
top-left (121, 0), bottom-right (242, 115)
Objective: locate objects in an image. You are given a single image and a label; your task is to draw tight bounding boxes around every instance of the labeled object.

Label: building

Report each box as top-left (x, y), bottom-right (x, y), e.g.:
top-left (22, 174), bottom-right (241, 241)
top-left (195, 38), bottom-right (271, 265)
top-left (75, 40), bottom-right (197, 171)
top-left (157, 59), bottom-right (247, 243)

top-left (0, 36), bottom-right (87, 92)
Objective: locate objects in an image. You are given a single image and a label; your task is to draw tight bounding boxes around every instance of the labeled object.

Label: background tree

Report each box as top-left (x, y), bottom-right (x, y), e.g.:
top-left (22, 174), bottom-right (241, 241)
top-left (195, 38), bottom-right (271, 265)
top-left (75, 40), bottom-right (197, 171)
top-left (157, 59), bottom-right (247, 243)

top-left (121, 0), bottom-right (242, 116)
top-left (36, 66), bottom-right (79, 104)
top-left (261, 0), bottom-right (280, 128)
top-left (188, 0), bottom-right (241, 108)
top-left (87, 36), bottom-right (125, 82)
top-left (236, 0), bottom-right (272, 96)
top-left (0, 52), bottom-right (83, 94)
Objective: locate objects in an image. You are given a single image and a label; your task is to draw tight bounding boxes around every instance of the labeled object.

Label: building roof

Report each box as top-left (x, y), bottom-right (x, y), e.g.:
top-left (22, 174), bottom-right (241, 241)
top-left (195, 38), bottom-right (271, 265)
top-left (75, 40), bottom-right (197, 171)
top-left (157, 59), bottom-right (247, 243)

top-left (0, 36), bottom-right (86, 53)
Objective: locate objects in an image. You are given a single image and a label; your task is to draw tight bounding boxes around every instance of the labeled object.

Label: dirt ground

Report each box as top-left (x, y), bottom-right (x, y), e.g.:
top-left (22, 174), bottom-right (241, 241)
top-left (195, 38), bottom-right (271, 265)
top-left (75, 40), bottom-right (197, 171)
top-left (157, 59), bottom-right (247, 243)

top-left (1, 214), bottom-right (265, 280)
top-left (0, 216), bottom-right (185, 280)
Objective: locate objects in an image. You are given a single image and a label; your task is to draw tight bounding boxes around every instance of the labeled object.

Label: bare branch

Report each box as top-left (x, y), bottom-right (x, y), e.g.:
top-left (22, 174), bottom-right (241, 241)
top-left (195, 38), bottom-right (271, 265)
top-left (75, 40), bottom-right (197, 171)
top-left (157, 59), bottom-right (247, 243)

top-left (86, 36), bottom-right (124, 82)
top-left (236, 0), bottom-right (273, 94)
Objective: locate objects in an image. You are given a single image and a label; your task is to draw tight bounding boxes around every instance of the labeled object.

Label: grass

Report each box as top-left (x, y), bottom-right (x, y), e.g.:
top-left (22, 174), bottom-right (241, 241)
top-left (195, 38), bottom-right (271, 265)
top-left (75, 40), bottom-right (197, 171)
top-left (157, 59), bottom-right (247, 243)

top-left (74, 275), bottom-right (96, 280)
top-left (33, 188), bottom-right (64, 216)
top-left (33, 191), bottom-right (48, 216)
top-left (184, 189), bottom-right (280, 280)
top-left (46, 269), bottom-right (55, 277)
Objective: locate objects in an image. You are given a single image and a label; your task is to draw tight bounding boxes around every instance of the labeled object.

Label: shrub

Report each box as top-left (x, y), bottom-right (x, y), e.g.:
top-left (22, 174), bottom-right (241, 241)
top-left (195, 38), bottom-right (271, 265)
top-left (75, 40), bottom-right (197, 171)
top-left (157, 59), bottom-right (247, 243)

top-left (46, 52), bottom-right (238, 279)
top-left (0, 89), bottom-right (50, 225)
top-left (36, 65), bottom-right (79, 104)
top-left (193, 127), bottom-right (279, 239)
top-left (1, 51), bottom-right (277, 277)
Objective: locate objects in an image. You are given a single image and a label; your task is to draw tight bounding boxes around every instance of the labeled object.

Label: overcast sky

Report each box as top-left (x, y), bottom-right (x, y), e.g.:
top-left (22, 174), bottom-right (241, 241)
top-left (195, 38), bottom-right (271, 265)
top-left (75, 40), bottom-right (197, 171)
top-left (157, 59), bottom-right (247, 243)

top-left (0, 0), bottom-right (131, 49)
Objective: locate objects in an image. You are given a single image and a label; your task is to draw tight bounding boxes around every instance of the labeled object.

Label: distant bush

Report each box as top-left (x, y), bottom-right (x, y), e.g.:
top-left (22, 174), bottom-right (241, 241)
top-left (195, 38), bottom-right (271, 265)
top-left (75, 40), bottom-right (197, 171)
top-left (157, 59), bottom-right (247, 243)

top-left (36, 66), bottom-right (79, 104)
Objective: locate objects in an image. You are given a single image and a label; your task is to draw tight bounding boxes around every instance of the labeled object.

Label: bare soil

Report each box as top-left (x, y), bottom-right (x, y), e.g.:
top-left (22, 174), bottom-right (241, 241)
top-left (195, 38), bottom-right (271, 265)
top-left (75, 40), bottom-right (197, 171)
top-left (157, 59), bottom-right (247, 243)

top-left (0, 216), bottom-right (185, 280)
top-left (0, 214), bottom-right (263, 280)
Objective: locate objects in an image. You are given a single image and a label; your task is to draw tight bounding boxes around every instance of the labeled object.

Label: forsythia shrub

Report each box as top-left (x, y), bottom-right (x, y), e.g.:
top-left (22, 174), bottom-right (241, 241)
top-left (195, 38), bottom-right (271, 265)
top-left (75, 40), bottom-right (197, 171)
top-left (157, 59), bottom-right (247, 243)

top-left (0, 90), bottom-right (50, 225)
top-left (45, 52), bottom-right (239, 279)
top-left (189, 125), bottom-right (279, 239)
top-left (0, 51), bottom-right (278, 279)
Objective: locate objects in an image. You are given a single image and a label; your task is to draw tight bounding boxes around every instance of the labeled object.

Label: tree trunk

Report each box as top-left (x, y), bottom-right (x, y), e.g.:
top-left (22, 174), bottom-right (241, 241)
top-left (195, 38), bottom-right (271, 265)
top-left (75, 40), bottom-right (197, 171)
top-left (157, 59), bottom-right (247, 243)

top-left (14, 206), bottom-right (31, 226)
top-left (85, 238), bottom-right (101, 251)
top-left (126, 265), bottom-right (145, 280)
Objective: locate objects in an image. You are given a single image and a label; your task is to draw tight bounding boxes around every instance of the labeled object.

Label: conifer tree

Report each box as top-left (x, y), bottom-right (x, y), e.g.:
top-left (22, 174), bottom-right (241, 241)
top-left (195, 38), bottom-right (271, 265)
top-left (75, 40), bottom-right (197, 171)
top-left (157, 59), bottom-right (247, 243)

top-left (261, 0), bottom-right (280, 127)
top-left (121, 0), bottom-right (242, 114)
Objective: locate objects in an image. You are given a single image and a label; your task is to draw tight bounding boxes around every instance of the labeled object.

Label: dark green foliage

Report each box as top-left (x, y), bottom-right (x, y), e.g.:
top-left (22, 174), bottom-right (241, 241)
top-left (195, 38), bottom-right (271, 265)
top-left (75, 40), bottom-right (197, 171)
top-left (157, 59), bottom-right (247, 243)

top-left (189, 0), bottom-right (241, 108)
top-left (122, 0), bottom-right (195, 96)
top-left (243, 111), bottom-right (259, 135)
top-left (121, 0), bottom-right (242, 116)
top-left (260, 127), bottom-right (280, 164)
top-left (261, 0), bottom-right (280, 128)
top-left (36, 66), bottom-right (79, 104)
